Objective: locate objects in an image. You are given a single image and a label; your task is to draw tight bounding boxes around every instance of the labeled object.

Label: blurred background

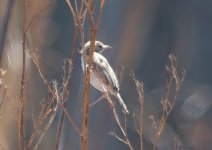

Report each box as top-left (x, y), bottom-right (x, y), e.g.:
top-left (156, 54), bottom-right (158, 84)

top-left (0, 0), bottom-right (212, 149)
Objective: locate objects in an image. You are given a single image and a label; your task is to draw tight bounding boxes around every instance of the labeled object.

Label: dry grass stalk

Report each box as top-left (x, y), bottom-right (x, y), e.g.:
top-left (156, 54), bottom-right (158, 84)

top-left (105, 93), bottom-right (133, 150)
top-left (132, 75), bottom-right (144, 150)
top-left (17, 0), bottom-right (54, 149)
top-left (152, 54), bottom-right (185, 150)
top-left (88, 94), bottom-right (105, 108)
top-left (56, 0), bottom-right (87, 149)
top-left (26, 51), bottom-right (80, 149)
top-left (81, 1), bottom-right (95, 149)
top-left (24, 0), bottom-right (52, 33)
top-left (81, 0), bottom-right (106, 149)
top-left (18, 0), bottom-right (26, 149)
top-left (26, 97), bottom-right (54, 150)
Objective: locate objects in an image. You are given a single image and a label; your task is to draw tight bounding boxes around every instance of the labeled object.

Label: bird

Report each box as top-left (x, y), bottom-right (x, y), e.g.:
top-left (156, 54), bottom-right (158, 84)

top-left (80, 40), bottom-right (129, 114)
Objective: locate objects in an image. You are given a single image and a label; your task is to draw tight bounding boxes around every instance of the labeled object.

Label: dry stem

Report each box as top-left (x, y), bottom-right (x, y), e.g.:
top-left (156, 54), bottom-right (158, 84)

top-left (81, 0), bottom-right (106, 149)
top-left (153, 54), bottom-right (185, 150)
top-left (56, 0), bottom-right (87, 149)
top-left (105, 93), bottom-right (133, 150)
top-left (18, 0), bottom-right (26, 149)
top-left (24, 0), bottom-right (53, 33)
top-left (17, 0), bottom-right (54, 149)
top-left (26, 51), bottom-right (80, 149)
top-left (132, 76), bottom-right (144, 150)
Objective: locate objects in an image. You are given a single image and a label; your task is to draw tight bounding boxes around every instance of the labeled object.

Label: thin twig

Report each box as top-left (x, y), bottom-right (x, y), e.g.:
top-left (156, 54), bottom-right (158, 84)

top-left (153, 54), bottom-right (185, 150)
top-left (56, 0), bottom-right (87, 148)
top-left (81, 0), bottom-right (106, 149)
top-left (65, 0), bottom-right (77, 24)
top-left (24, 0), bottom-right (53, 33)
top-left (132, 76), bottom-right (144, 150)
top-left (56, 97), bottom-right (81, 136)
top-left (26, 97), bottom-right (53, 149)
top-left (95, 0), bottom-right (105, 29)
top-left (133, 113), bottom-right (140, 134)
top-left (18, 0), bottom-right (26, 149)
top-left (108, 130), bottom-right (128, 145)
top-left (105, 93), bottom-right (133, 150)
top-left (89, 94), bottom-right (105, 108)
top-left (74, 0), bottom-right (79, 14)
top-left (56, 27), bottom-right (79, 150)
top-left (28, 51), bottom-right (81, 149)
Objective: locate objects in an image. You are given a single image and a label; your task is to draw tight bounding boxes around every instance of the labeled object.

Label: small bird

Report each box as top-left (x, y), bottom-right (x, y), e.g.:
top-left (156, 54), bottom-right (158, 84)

top-left (80, 41), bottom-right (129, 114)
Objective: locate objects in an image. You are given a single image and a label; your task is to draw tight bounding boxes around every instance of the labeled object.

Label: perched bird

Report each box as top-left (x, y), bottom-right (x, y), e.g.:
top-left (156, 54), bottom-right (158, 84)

top-left (80, 41), bottom-right (129, 114)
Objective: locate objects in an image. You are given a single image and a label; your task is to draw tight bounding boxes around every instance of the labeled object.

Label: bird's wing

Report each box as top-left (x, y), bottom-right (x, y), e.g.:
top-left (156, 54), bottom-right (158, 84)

top-left (93, 52), bottom-right (119, 92)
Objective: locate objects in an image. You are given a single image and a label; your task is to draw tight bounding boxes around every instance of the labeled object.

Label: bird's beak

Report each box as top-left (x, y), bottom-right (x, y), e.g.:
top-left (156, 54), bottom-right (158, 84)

top-left (104, 45), bottom-right (112, 49)
top-left (100, 45), bottom-right (112, 54)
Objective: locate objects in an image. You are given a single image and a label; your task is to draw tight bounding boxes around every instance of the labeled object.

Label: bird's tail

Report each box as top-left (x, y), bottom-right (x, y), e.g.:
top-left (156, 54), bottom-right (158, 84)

top-left (116, 93), bottom-right (129, 114)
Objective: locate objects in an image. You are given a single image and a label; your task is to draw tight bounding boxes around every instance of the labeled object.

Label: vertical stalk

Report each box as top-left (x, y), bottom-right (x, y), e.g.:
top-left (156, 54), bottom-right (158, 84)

top-left (81, 0), bottom-right (105, 149)
top-left (81, 30), bottom-right (96, 150)
top-left (18, 0), bottom-right (26, 149)
top-left (81, 1), bottom-right (96, 147)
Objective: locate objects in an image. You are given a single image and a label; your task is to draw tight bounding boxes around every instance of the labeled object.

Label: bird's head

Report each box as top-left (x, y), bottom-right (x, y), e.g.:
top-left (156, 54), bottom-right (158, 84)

top-left (81, 41), bottom-right (112, 54)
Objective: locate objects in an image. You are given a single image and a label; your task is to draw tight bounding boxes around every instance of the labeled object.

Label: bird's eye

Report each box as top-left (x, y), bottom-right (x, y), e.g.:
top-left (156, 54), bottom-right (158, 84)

top-left (98, 45), bottom-right (103, 49)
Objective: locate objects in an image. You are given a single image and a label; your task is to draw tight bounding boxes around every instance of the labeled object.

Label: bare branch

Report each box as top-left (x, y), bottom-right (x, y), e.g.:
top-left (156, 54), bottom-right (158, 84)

top-left (105, 93), bottom-right (134, 150)
top-left (133, 113), bottom-right (140, 135)
top-left (74, 0), bottom-right (79, 14)
top-left (56, 97), bottom-right (81, 136)
top-left (132, 75), bottom-right (144, 150)
top-left (57, 0), bottom-right (88, 149)
top-left (95, 0), bottom-right (105, 29)
top-left (28, 51), bottom-right (81, 149)
top-left (81, 0), bottom-right (106, 149)
top-left (153, 54), bottom-right (185, 150)
top-left (24, 0), bottom-right (53, 33)
top-left (108, 130), bottom-right (128, 145)
top-left (18, 0), bottom-right (26, 149)
top-left (65, 0), bottom-right (77, 24)
top-left (89, 94), bottom-right (105, 108)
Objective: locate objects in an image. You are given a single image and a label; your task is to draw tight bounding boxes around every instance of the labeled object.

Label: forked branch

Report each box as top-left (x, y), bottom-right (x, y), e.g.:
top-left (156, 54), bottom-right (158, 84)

top-left (153, 54), bottom-right (185, 150)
